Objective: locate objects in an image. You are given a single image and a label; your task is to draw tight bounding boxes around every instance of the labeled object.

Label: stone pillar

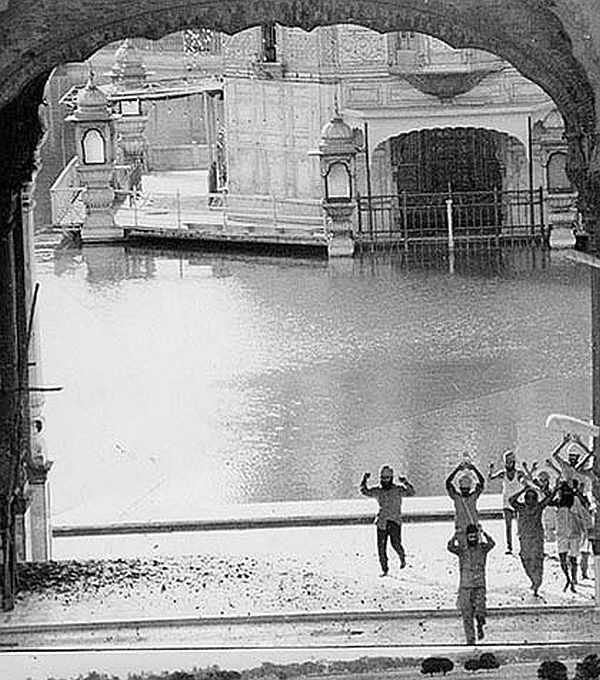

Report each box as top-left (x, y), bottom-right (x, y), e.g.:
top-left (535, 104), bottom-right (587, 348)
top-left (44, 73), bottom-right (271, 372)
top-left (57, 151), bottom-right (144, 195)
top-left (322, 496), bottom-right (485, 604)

top-left (66, 77), bottom-right (122, 244)
top-left (115, 112), bottom-right (148, 169)
top-left (21, 184), bottom-right (45, 424)
top-left (27, 460), bottom-right (53, 562)
top-left (315, 113), bottom-right (361, 258)
top-left (15, 182), bottom-right (47, 563)
top-left (78, 166), bottom-right (118, 242)
top-left (0, 71), bottom-right (47, 609)
top-left (567, 128), bottom-right (600, 607)
top-left (203, 92), bottom-right (215, 165)
top-left (108, 40), bottom-right (149, 176)
top-left (324, 202), bottom-right (356, 257)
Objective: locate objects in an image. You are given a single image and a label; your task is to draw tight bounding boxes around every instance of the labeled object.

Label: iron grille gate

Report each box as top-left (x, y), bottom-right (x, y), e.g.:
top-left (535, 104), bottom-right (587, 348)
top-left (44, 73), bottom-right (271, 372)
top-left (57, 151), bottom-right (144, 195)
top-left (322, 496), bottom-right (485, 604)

top-left (356, 188), bottom-right (546, 248)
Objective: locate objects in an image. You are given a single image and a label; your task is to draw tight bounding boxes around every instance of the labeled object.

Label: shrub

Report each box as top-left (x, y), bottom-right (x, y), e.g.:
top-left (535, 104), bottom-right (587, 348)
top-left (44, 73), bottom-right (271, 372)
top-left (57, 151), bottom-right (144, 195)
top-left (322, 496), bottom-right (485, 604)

top-left (537, 660), bottom-right (568, 680)
top-left (420, 657), bottom-right (454, 675)
top-left (463, 653), bottom-right (500, 672)
top-left (478, 653), bottom-right (500, 670)
top-left (463, 659), bottom-right (480, 672)
top-left (575, 654), bottom-right (600, 680)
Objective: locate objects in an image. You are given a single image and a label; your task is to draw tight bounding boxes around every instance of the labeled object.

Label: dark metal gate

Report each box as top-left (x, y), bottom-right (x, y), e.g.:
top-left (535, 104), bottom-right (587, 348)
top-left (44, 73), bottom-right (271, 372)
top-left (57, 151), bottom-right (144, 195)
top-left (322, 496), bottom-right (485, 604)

top-left (356, 188), bottom-right (546, 249)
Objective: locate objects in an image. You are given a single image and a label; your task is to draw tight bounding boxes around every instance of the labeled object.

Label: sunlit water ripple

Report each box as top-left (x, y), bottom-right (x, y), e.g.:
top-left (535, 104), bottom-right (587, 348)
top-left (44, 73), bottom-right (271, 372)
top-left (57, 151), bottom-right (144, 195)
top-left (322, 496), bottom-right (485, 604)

top-left (34, 243), bottom-right (591, 524)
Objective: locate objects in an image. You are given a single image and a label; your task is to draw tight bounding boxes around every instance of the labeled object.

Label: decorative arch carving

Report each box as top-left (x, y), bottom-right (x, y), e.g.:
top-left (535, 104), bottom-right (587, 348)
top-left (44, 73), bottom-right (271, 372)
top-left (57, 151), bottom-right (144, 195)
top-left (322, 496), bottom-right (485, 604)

top-left (81, 129), bottom-right (107, 165)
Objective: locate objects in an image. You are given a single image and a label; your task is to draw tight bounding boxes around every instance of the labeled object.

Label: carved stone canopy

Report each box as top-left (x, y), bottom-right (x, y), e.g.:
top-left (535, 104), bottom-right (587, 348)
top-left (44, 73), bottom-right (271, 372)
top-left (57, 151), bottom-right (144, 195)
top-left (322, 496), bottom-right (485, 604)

top-left (402, 69), bottom-right (496, 99)
top-left (319, 114), bottom-right (358, 156)
top-left (70, 76), bottom-right (112, 121)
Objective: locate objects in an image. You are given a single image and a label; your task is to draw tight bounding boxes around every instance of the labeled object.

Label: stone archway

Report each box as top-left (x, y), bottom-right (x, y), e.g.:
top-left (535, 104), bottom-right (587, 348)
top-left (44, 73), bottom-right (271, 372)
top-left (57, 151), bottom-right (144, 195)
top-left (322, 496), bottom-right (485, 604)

top-left (2, 0), bottom-right (600, 610)
top-left (1, 1), bottom-right (599, 228)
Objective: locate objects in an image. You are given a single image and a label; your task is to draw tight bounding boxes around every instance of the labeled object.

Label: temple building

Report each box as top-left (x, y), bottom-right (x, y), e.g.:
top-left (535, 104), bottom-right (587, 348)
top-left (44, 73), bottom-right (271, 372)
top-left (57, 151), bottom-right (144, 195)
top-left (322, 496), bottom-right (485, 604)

top-left (221, 24), bottom-right (576, 234)
top-left (43, 24), bottom-right (577, 240)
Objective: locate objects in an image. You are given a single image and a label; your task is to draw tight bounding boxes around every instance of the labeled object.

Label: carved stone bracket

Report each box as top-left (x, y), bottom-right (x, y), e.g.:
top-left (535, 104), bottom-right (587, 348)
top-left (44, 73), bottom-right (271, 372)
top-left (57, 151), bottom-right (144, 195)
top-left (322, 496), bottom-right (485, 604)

top-left (401, 69), bottom-right (495, 99)
top-left (27, 458), bottom-right (54, 485)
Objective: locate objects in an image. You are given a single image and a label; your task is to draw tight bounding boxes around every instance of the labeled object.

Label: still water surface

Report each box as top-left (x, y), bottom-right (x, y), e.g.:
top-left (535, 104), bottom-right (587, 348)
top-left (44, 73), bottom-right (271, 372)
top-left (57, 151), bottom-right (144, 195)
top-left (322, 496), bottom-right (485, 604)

top-left (34, 243), bottom-right (591, 524)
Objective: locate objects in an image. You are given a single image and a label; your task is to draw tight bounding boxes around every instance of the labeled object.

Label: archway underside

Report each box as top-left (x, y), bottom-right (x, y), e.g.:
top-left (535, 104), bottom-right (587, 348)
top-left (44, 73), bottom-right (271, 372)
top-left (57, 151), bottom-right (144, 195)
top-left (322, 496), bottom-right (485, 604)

top-left (0, 1), bottom-right (596, 119)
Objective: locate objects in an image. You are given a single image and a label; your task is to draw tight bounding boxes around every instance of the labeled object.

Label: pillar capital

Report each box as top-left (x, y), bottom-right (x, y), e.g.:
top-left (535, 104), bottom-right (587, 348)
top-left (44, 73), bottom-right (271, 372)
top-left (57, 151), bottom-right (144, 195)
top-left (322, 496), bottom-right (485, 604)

top-left (27, 458), bottom-right (53, 485)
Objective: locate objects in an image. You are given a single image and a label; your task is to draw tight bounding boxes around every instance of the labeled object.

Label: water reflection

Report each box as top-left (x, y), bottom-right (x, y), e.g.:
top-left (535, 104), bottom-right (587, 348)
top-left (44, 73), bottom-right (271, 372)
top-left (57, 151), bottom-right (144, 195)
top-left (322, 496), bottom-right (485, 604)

top-left (36, 242), bottom-right (591, 524)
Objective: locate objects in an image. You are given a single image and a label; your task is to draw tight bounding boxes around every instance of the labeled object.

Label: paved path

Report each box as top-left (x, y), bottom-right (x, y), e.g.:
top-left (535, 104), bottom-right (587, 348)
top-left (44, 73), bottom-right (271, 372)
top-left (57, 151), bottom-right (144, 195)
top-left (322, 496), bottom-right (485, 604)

top-left (0, 604), bottom-right (597, 649)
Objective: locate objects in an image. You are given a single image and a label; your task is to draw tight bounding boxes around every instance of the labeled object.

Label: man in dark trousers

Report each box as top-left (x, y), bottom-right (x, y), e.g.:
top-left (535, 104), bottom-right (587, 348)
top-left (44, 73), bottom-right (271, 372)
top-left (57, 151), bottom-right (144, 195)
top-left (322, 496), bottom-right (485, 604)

top-left (360, 465), bottom-right (415, 576)
top-left (447, 524), bottom-right (496, 645)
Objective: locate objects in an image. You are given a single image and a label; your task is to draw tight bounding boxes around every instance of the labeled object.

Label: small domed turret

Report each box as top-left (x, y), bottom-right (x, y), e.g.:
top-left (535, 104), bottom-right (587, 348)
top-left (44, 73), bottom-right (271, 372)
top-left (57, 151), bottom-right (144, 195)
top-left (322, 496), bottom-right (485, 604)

top-left (74, 75), bottom-right (111, 121)
top-left (319, 114), bottom-right (357, 155)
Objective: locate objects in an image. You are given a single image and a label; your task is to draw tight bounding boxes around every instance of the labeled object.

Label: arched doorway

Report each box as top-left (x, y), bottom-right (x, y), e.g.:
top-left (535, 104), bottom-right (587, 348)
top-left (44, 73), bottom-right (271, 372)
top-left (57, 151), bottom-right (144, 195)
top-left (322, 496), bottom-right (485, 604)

top-left (391, 128), bottom-right (503, 196)
top-left (0, 0), bottom-right (600, 612)
top-left (360, 128), bottom-right (534, 244)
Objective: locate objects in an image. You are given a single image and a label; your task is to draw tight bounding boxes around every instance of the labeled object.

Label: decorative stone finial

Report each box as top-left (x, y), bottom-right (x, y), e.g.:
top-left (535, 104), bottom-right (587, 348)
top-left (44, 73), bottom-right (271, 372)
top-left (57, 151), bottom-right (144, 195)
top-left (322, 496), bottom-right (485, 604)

top-left (109, 39), bottom-right (147, 90)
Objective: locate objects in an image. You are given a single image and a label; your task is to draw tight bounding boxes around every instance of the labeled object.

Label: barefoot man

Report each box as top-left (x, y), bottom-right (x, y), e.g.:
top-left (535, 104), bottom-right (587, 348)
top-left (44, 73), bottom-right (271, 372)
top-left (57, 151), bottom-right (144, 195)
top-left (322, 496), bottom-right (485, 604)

top-left (360, 465), bottom-right (415, 576)
top-left (508, 483), bottom-right (557, 597)
top-left (447, 524), bottom-right (496, 645)
top-left (489, 449), bottom-right (524, 554)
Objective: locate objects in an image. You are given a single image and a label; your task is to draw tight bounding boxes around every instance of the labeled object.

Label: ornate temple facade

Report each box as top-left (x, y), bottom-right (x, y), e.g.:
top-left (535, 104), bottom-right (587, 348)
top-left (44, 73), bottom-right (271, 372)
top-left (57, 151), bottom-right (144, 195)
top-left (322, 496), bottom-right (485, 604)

top-left (43, 24), bottom-right (577, 235)
top-left (38, 23), bottom-right (578, 243)
top-left (221, 25), bottom-right (575, 228)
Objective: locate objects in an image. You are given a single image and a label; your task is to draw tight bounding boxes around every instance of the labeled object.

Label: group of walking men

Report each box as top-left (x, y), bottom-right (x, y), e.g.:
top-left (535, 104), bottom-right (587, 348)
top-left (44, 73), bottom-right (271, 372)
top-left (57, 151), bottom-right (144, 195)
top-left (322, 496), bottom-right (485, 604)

top-left (359, 432), bottom-right (597, 645)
